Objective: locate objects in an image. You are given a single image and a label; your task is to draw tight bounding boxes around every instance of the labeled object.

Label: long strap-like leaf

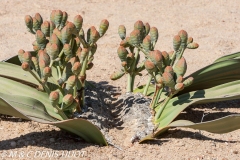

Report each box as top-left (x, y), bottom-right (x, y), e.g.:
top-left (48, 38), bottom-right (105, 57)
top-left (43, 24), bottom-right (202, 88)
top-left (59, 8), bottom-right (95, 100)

top-left (169, 115), bottom-right (240, 133)
top-left (140, 114), bottom-right (240, 143)
top-left (214, 51), bottom-right (240, 63)
top-left (0, 93), bottom-right (57, 122)
top-left (0, 76), bottom-right (62, 120)
top-left (0, 93), bottom-right (107, 145)
top-left (155, 80), bottom-right (240, 126)
top-left (0, 62), bottom-right (59, 90)
top-left (178, 59), bottom-right (240, 95)
top-left (139, 80), bottom-right (240, 143)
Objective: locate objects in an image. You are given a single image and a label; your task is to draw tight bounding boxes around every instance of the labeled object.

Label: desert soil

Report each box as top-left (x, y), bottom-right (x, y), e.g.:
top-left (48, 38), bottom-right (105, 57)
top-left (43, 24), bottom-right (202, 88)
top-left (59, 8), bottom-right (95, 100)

top-left (1, 0), bottom-right (240, 159)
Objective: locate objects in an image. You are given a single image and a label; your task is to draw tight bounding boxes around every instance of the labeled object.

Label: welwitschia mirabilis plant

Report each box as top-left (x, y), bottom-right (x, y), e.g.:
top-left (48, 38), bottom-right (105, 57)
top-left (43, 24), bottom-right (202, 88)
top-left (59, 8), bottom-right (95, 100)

top-left (110, 21), bottom-right (199, 111)
top-left (110, 21), bottom-right (161, 93)
top-left (0, 10), bottom-right (109, 145)
top-left (18, 10), bottom-right (109, 120)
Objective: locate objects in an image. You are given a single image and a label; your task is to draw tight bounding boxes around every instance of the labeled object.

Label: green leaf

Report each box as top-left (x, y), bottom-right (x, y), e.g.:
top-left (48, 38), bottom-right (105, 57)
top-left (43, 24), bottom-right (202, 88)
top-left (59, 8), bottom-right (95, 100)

top-left (169, 115), bottom-right (240, 133)
top-left (0, 93), bottom-right (107, 145)
top-left (178, 59), bottom-right (240, 95)
top-left (0, 62), bottom-right (59, 91)
top-left (0, 62), bottom-right (39, 86)
top-left (53, 119), bottom-right (107, 145)
top-left (140, 80), bottom-right (240, 143)
top-left (0, 77), bottom-right (107, 145)
top-left (155, 80), bottom-right (240, 126)
top-left (0, 92), bottom-right (57, 122)
top-left (214, 51), bottom-right (240, 63)
top-left (140, 115), bottom-right (240, 143)
top-left (0, 76), bottom-right (62, 120)
top-left (135, 59), bottom-right (240, 98)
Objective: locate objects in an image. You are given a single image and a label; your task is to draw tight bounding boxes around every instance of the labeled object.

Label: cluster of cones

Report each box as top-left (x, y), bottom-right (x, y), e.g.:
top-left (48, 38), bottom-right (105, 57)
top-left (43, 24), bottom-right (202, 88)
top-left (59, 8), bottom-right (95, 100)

top-left (19, 10), bottom-right (109, 119)
top-left (110, 20), bottom-right (199, 115)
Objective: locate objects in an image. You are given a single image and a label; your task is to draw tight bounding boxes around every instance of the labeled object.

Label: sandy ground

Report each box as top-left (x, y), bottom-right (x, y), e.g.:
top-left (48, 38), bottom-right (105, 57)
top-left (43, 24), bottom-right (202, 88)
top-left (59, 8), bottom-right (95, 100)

top-left (1, 0), bottom-right (240, 159)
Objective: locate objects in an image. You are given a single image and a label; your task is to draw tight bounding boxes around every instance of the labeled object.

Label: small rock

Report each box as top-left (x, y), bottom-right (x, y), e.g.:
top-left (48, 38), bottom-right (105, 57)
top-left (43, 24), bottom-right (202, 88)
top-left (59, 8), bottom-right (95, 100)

top-left (232, 150), bottom-right (238, 154)
top-left (50, 138), bottom-right (55, 143)
top-left (10, 141), bottom-right (16, 147)
top-left (104, 98), bottom-right (112, 104)
top-left (18, 118), bottom-right (22, 122)
top-left (117, 154), bottom-right (124, 159)
top-left (210, 142), bottom-right (216, 147)
top-left (206, 150), bottom-right (212, 154)
top-left (175, 142), bottom-right (185, 147)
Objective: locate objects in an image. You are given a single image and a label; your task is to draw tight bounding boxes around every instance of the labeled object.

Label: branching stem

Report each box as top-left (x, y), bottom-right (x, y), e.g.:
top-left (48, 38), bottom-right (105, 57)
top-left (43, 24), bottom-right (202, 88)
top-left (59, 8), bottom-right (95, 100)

top-left (55, 104), bottom-right (68, 120)
top-left (143, 75), bottom-right (152, 96)
top-left (28, 69), bottom-right (50, 94)
top-left (150, 85), bottom-right (163, 109)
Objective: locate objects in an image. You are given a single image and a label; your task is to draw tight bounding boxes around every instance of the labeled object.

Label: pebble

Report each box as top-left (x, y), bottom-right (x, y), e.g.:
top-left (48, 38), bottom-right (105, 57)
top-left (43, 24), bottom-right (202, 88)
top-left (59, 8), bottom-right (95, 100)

top-left (50, 138), bottom-right (55, 143)
top-left (104, 98), bottom-right (112, 104)
top-left (10, 141), bottom-right (17, 147)
top-left (175, 142), bottom-right (185, 147)
top-left (210, 142), bottom-right (216, 147)
top-left (232, 150), bottom-right (238, 154)
top-left (117, 154), bottom-right (124, 159)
